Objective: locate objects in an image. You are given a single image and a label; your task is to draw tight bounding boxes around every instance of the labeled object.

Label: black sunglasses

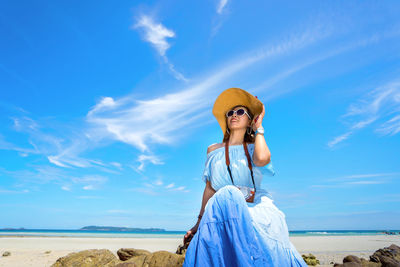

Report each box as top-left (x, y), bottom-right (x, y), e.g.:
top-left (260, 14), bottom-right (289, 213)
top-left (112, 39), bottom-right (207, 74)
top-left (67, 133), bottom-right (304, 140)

top-left (226, 108), bottom-right (251, 119)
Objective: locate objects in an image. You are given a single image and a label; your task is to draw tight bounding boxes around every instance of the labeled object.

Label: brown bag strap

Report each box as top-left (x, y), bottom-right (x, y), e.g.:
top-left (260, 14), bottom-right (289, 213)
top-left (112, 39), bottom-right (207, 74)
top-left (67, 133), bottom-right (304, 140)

top-left (242, 142), bottom-right (253, 172)
top-left (225, 141), bottom-right (230, 166)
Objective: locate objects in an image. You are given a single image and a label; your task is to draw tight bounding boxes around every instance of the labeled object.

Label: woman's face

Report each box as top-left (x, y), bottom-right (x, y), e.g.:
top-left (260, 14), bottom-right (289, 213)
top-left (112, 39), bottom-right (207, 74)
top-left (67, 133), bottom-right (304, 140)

top-left (226, 106), bottom-right (251, 131)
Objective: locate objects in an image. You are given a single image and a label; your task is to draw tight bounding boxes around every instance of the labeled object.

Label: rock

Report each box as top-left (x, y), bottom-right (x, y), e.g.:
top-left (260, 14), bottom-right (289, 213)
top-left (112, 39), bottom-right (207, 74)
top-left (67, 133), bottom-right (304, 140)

top-left (334, 244), bottom-right (400, 267)
top-left (301, 253), bottom-right (320, 265)
top-left (123, 255), bottom-right (148, 266)
top-left (338, 255), bottom-right (382, 267)
top-left (378, 256), bottom-right (400, 267)
top-left (117, 248), bottom-right (151, 261)
top-left (344, 255), bottom-right (362, 263)
top-left (334, 257), bottom-right (381, 267)
top-left (45, 250), bottom-right (52, 254)
top-left (359, 258), bottom-right (381, 267)
top-left (114, 262), bottom-right (137, 267)
top-left (2, 251), bottom-right (11, 257)
top-left (146, 251), bottom-right (185, 267)
top-left (51, 247), bottom-right (186, 267)
top-left (120, 251), bottom-right (185, 267)
top-left (336, 263), bottom-right (362, 267)
top-left (370, 243), bottom-right (400, 266)
top-left (51, 249), bottom-right (119, 267)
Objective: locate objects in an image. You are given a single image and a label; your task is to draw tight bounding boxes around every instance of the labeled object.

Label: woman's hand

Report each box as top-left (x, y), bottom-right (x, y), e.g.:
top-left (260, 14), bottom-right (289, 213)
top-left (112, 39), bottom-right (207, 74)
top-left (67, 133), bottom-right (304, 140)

top-left (252, 103), bottom-right (265, 132)
top-left (183, 222), bottom-right (199, 248)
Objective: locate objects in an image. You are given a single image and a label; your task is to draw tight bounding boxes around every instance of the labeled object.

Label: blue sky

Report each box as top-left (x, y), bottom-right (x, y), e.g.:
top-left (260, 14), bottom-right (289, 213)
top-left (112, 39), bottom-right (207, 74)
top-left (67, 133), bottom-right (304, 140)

top-left (1, 0), bottom-right (400, 231)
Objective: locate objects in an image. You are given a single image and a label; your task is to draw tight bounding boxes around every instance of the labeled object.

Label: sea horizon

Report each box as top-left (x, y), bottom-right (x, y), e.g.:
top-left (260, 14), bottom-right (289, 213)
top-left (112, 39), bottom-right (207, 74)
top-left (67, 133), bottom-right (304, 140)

top-left (1, 229), bottom-right (399, 238)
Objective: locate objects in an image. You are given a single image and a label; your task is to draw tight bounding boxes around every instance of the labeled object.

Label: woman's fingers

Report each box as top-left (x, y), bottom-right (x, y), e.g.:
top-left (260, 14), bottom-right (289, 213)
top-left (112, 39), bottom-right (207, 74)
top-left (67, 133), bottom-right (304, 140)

top-left (183, 230), bottom-right (193, 243)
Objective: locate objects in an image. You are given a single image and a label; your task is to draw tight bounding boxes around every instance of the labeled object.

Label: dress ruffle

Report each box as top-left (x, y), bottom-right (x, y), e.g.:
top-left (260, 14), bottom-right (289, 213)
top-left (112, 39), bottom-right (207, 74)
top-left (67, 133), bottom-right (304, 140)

top-left (183, 185), bottom-right (307, 267)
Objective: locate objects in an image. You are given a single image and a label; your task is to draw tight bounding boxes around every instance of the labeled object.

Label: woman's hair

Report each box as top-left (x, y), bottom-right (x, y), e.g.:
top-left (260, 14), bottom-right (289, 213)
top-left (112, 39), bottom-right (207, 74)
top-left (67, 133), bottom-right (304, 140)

top-left (222, 105), bottom-right (255, 143)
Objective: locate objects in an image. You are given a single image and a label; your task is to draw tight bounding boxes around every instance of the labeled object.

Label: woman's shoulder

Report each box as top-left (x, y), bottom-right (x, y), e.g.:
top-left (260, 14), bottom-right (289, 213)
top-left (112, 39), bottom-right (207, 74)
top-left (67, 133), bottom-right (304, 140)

top-left (207, 142), bottom-right (224, 154)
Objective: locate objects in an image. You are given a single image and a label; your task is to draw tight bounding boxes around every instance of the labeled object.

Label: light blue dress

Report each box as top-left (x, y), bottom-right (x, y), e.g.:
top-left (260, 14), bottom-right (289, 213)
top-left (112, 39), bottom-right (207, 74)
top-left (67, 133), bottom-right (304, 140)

top-left (183, 143), bottom-right (307, 267)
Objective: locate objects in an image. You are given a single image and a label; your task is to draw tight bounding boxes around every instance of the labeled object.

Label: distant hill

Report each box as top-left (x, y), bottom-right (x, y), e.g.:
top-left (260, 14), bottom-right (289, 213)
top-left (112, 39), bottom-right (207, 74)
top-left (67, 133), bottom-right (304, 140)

top-left (79, 226), bottom-right (166, 232)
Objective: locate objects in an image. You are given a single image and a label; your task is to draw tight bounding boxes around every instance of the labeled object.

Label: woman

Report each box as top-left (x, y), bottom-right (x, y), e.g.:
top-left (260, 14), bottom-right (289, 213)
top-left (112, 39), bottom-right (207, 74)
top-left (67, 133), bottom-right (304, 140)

top-left (182, 88), bottom-right (307, 266)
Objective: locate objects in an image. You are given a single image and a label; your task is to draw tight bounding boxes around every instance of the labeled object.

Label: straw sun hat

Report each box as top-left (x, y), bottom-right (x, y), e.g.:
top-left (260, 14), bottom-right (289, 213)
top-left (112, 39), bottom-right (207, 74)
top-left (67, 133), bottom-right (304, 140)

top-left (212, 87), bottom-right (263, 135)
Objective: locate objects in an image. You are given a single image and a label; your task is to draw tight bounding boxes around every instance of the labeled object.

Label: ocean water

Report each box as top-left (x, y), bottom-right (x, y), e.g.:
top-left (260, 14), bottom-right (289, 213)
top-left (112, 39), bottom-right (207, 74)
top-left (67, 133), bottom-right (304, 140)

top-left (0, 229), bottom-right (399, 238)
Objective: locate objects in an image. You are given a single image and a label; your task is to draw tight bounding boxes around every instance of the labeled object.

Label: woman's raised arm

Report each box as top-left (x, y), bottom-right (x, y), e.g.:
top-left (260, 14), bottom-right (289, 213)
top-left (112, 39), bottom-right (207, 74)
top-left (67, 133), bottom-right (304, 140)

top-left (251, 104), bottom-right (271, 166)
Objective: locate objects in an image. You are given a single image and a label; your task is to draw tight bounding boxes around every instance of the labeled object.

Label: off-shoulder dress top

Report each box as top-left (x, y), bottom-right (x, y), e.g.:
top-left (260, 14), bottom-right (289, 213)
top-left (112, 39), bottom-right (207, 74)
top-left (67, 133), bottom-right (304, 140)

top-left (202, 143), bottom-right (275, 194)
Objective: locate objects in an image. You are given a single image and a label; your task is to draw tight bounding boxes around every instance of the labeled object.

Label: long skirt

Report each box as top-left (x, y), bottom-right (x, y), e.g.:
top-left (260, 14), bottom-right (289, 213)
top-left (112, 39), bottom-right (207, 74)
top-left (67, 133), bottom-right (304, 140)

top-left (183, 185), bottom-right (308, 267)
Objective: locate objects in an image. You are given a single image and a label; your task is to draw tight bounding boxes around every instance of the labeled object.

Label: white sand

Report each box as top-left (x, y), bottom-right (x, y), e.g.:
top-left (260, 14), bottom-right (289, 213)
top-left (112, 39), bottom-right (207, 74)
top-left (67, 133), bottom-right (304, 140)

top-left (294, 235), bottom-right (400, 266)
top-left (0, 235), bottom-right (399, 267)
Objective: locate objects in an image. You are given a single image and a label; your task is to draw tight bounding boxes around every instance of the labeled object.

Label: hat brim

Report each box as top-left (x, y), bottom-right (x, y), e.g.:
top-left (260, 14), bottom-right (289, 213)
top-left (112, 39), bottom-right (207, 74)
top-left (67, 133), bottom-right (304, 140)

top-left (212, 88), bottom-right (263, 135)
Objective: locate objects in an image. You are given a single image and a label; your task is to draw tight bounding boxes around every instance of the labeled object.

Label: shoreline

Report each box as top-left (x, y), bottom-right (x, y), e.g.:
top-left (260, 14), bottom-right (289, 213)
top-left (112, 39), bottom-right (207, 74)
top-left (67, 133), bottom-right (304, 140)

top-left (0, 235), bottom-right (399, 267)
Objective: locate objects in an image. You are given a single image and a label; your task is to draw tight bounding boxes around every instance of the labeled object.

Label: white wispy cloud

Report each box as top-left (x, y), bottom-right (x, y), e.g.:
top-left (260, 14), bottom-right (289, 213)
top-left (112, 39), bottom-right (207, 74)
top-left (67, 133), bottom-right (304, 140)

top-left (211, 0), bottom-right (229, 36)
top-left (107, 209), bottom-right (132, 214)
top-left (335, 172), bottom-right (400, 180)
top-left (0, 165), bottom-right (65, 185)
top-left (72, 175), bottom-right (108, 191)
top-left (83, 185), bottom-right (95, 190)
top-left (132, 179), bottom-right (189, 195)
top-left (0, 187), bottom-right (29, 194)
top-left (133, 14), bottom-right (175, 56)
top-left (136, 154), bottom-right (164, 171)
top-left (327, 131), bottom-right (352, 148)
top-left (346, 180), bottom-right (386, 185)
top-left (2, 25), bottom-right (332, 174)
top-left (2, 114), bottom-right (122, 172)
top-left (61, 185), bottom-right (71, 191)
top-left (87, 27), bottom-right (328, 155)
top-left (130, 187), bottom-right (159, 196)
top-left (0, 133), bottom-right (38, 156)
top-left (328, 80), bottom-right (400, 147)
top-left (77, 195), bottom-right (102, 199)
top-left (12, 116), bottom-right (39, 131)
top-left (172, 186), bottom-right (187, 192)
top-left (217, 0), bottom-right (228, 14)
top-left (132, 14), bottom-right (188, 81)
top-left (253, 29), bottom-right (400, 99)
top-left (1, 166), bottom-right (109, 192)
top-left (165, 183), bottom-right (174, 189)
top-left (347, 194), bottom-right (400, 205)
top-left (110, 162), bottom-right (122, 169)
top-left (153, 179), bottom-right (163, 186)
top-left (310, 172), bottom-right (399, 188)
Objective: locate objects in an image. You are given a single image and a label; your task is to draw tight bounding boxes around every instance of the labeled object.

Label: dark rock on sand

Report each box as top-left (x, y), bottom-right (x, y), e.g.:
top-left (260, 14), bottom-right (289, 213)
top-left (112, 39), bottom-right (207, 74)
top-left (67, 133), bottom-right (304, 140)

top-left (336, 255), bottom-right (381, 267)
top-left (114, 262), bottom-right (137, 267)
top-left (343, 255), bottom-right (362, 264)
top-left (334, 244), bottom-right (400, 267)
top-left (117, 248), bottom-right (151, 261)
top-left (146, 251), bottom-right (185, 267)
top-left (334, 260), bottom-right (381, 267)
top-left (52, 247), bottom-right (185, 267)
top-left (51, 249), bottom-right (119, 267)
top-left (119, 250), bottom-right (185, 267)
top-left (117, 248), bottom-right (184, 266)
top-left (2, 251), bottom-right (11, 257)
top-left (370, 244), bottom-right (400, 266)
top-left (301, 253), bottom-right (320, 265)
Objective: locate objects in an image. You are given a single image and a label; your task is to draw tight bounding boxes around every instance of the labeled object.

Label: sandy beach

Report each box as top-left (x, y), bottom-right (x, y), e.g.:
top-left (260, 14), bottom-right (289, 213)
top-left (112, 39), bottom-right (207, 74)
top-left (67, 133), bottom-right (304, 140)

top-left (0, 235), bottom-right (399, 266)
